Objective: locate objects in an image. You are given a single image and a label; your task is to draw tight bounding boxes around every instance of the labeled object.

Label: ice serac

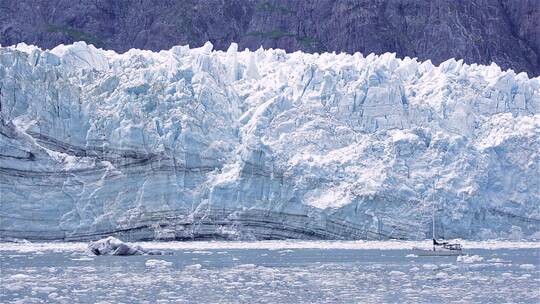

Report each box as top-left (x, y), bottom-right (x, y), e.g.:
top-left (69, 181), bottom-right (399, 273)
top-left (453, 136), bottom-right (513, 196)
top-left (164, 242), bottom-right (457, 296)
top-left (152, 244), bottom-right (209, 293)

top-left (0, 42), bottom-right (539, 241)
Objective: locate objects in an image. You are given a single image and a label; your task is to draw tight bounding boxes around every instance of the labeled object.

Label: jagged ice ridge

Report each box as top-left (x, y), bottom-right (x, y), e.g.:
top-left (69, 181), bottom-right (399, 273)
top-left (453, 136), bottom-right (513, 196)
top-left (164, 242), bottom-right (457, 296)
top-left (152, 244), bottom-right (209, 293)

top-left (0, 41), bottom-right (539, 241)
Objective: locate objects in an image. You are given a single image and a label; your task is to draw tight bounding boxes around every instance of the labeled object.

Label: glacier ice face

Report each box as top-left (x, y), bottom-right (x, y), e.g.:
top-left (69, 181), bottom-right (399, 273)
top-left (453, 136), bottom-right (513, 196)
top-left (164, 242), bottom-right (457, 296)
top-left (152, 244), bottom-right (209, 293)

top-left (1, 41), bottom-right (539, 241)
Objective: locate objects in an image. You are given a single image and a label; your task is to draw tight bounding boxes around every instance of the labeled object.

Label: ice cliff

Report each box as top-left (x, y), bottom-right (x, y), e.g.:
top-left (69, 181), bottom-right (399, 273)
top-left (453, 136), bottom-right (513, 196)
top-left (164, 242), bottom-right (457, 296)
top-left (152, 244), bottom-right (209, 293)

top-left (1, 42), bottom-right (539, 241)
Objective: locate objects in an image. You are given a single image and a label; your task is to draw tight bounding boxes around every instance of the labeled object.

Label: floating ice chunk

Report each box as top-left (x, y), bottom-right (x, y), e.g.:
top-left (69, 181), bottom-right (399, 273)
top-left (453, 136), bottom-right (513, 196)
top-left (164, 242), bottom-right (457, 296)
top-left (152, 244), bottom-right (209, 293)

top-left (4, 238), bottom-right (32, 244)
top-left (278, 249), bottom-right (294, 254)
top-left (389, 270), bottom-right (406, 276)
top-left (449, 274), bottom-right (466, 280)
top-left (72, 257), bottom-right (94, 261)
top-left (439, 263), bottom-right (459, 271)
top-left (185, 264), bottom-right (202, 270)
top-left (406, 254), bottom-right (417, 258)
top-left (191, 250), bottom-right (213, 255)
top-left (32, 286), bottom-right (58, 293)
top-left (487, 258), bottom-right (511, 264)
top-left (80, 266), bottom-right (96, 272)
top-left (10, 274), bottom-right (31, 280)
top-left (457, 255), bottom-right (484, 263)
top-left (422, 264), bottom-right (438, 270)
top-left (4, 283), bottom-right (24, 291)
top-left (88, 236), bottom-right (166, 256)
top-left (145, 259), bottom-right (173, 267)
top-left (519, 264), bottom-right (535, 270)
top-left (435, 272), bottom-right (449, 279)
top-left (469, 264), bottom-right (491, 270)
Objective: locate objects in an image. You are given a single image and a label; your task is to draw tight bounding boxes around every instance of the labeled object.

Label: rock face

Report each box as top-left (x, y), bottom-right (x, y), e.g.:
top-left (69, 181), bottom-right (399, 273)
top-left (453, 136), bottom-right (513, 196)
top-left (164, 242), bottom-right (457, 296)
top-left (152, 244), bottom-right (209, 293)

top-left (0, 42), bottom-right (539, 241)
top-left (0, 0), bottom-right (539, 76)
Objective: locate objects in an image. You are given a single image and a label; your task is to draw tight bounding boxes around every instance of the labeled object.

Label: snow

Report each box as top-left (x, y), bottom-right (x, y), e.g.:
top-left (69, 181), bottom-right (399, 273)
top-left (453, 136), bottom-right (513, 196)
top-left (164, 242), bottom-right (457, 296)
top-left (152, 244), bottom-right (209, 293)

top-left (1, 41), bottom-right (539, 241)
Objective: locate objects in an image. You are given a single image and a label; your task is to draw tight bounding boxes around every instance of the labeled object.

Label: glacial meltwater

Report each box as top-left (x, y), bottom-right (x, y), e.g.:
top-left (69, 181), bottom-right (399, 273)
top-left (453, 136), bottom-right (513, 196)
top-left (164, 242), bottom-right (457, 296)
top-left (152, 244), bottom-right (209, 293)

top-left (1, 241), bottom-right (538, 303)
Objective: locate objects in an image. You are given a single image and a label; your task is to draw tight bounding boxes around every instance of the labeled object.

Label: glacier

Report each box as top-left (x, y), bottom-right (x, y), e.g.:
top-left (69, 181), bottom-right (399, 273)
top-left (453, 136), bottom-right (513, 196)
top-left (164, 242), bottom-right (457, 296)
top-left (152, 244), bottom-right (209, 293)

top-left (0, 41), bottom-right (539, 241)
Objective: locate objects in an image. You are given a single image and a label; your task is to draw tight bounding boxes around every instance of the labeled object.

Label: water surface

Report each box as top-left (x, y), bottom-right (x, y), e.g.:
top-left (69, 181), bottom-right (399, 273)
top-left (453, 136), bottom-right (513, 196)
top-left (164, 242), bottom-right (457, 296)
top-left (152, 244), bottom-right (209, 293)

top-left (1, 242), bottom-right (538, 303)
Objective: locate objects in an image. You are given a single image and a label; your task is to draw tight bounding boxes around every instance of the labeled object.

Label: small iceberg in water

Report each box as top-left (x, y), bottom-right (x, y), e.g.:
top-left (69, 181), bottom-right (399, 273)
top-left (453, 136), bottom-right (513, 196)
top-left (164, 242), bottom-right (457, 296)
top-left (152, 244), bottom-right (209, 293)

top-left (88, 236), bottom-right (168, 256)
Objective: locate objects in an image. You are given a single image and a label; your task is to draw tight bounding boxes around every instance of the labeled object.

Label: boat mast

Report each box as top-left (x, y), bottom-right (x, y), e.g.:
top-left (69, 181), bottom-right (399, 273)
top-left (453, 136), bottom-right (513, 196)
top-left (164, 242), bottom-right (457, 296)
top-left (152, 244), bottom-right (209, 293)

top-left (432, 205), bottom-right (435, 240)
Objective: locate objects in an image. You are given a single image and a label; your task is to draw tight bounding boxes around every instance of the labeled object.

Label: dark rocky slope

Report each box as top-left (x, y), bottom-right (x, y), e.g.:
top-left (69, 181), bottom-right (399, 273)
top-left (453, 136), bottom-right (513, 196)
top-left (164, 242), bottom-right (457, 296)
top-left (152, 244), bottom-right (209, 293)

top-left (1, 0), bottom-right (539, 76)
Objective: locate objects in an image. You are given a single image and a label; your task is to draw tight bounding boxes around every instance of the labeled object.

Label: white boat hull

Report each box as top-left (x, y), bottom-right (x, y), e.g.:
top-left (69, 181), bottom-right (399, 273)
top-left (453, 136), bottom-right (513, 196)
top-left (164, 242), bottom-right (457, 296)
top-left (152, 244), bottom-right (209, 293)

top-left (412, 247), bottom-right (463, 256)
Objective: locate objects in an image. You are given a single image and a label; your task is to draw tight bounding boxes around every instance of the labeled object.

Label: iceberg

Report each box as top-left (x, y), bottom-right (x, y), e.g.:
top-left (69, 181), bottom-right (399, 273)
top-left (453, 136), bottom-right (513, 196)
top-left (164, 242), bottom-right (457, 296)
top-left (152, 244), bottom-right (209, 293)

top-left (0, 41), bottom-right (539, 241)
top-left (88, 236), bottom-right (164, 256)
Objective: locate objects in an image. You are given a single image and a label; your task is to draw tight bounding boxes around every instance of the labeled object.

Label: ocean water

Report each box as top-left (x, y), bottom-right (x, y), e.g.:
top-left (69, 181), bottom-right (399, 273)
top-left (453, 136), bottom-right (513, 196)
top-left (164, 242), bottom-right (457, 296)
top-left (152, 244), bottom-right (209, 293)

top-left (1, 241), bottom-right (539, 303)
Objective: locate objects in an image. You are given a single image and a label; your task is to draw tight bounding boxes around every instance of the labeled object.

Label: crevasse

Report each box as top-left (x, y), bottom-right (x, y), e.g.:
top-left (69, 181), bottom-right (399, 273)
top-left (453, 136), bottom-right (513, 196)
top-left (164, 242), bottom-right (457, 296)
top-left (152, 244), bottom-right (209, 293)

top-left (0, 41), bottom-right (539, 241)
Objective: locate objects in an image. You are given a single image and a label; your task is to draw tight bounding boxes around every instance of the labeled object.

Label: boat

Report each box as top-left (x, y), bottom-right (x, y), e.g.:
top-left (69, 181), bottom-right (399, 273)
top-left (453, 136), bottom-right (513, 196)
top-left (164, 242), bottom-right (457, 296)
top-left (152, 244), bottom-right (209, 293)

top-left (412, 239), bottom-right (463, 256)
top-left (412, 203), bottom-right (463, 256)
